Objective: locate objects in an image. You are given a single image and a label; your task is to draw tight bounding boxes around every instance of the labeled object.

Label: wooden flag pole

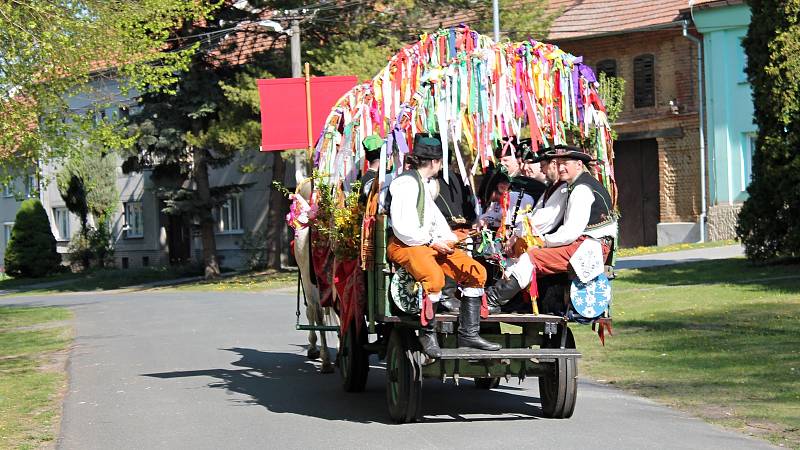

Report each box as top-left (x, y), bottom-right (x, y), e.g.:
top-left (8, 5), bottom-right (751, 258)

top-left (304, 62), bottom-right (313, 157)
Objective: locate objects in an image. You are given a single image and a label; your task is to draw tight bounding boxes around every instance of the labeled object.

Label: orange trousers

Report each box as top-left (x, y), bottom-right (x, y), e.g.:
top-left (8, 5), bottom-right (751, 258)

top-left (387, 236), bottom-right (487, 294)
top-left (528, 236), bottom-right (610, 276)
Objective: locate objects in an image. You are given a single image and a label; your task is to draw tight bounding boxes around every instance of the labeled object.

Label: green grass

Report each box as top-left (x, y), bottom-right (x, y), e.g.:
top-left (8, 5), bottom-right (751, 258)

top-left (165, 269), bottom-right (297, 292)
top-left (0, 266), bottom-right (206, 297)
top-left (0, 306), bottom-right (72, 449)
top-left (616, 239), bottom-right (737, 258)
top-left (572, 258), bottom-right (800, 448)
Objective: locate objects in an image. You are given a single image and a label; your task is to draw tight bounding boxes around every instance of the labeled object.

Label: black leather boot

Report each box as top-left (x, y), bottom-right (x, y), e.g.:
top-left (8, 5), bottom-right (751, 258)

top-left (418, 324), bottom-right (442, 358)
top-left (438, 297), bottom-right (460, 314)
top-left (485, 276), bottom-right (523, 311)
top-left (439, 277), bottom-right (460, 314)
top-left (457, 297), bottom-right (501, 351)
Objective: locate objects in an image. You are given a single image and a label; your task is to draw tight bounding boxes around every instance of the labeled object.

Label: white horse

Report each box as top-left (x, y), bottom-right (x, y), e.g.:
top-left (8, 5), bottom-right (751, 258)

top-left (292, 179), bottom-right (336, 374)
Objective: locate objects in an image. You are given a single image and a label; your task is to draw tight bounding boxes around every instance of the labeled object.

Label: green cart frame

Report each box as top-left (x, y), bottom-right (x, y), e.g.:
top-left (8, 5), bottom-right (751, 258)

top-left (336, 214), bottom-right (583, 423)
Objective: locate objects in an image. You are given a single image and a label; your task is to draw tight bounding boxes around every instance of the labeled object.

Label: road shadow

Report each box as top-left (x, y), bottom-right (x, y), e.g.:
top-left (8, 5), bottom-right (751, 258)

top-left (143, 347), bottom-right (545, 423)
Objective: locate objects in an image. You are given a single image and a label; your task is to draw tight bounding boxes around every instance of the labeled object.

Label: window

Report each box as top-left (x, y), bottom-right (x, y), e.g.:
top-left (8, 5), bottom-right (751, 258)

top-left (596, 59), bottom-right (617, 78)
top-left (2, 181), bottom-right (12, 197)
top-left (25, 174), bottom-right (37, 198)
top-left (53, 207), bottom-right (71, 240)
top-left (3, 222), bottom-right (13, 244)
top-left (633, 54), bottom-right (655, 108)
top-left (214, 195), bottom-right (242, 233)
top-left (124, 202), bottom-right (144, 238)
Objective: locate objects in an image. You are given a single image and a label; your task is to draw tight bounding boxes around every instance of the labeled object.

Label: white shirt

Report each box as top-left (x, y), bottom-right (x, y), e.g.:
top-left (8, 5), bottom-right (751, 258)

top-left (389, 172), bottom-right (457, 246)
top-left (544, 182), bottom-right (618, 247)
top-left (514, 181), bottom-right (568, 237)
top-left (480, 191), bottom-right (535, 228)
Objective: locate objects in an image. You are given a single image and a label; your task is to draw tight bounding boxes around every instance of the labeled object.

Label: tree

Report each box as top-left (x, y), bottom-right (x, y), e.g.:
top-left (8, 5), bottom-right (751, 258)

top-left (473, 0), bottom-right (557, 41)
top-left (307, 1), bottom-right (557, 79)
top-left (124, 5), bottom-right (278, 278)
top-left (0, 0), bottom-right (216, 173)
top-left (4, 199), bottom-right (61, 278)
top-left (56, 149), bottom-right (119, 268)
top-left (737, 0), bottom-right (800, 260)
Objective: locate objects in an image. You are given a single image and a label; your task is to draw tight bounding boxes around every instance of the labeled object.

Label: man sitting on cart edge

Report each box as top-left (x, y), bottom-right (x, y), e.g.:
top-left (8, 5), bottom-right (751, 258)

top-left (486, 145), bottom-right (617, 307)
top-left (387, 133), bottom-right (501, 357)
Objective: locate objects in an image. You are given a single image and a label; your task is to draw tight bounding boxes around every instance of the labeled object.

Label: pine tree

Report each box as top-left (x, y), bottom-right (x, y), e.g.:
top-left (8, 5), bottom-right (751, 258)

top-left (737, 0), bottom-right (800, 260)
top-left (4, 199), bottom-right (62, 278)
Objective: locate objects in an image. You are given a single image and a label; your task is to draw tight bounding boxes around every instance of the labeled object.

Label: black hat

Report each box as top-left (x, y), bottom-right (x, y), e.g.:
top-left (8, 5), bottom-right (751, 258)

top-left (412, 133), bottom-right (443, 160)
top-left (518, 138), bottom-right (537, 162)
top-left (541, 144), bottom-right (594, 163)
top-left (485, 165), bottom-right (512, 197)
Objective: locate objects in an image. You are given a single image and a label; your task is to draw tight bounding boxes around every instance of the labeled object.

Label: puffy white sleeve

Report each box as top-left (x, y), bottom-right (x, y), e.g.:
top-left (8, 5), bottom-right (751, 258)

top-left (389, 176), bottom-right (429, 246)
top-left (528, 183), bottom-right (568, 235)
top-left (543, 184), bottom-right (594, 247)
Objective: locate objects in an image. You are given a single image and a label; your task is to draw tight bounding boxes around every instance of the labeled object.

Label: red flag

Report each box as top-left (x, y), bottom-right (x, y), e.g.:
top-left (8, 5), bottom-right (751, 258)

top-left (258, 76), bottom-right (358, 151)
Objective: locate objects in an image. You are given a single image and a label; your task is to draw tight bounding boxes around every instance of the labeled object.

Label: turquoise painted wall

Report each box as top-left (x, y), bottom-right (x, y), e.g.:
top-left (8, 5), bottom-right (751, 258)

top-left (694, 4), bottom-right (755, 205)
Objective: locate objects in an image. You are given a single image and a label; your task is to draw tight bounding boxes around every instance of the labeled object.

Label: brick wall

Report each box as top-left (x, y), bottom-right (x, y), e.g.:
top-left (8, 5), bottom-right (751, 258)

top-left (556, 28), bottom-right (704, 224)
top-left (556, 29), bottom-right (700, 119)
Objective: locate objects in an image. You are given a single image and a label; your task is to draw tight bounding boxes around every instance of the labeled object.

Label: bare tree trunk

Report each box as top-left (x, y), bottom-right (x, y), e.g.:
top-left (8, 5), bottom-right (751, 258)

top-left (265, 152), bottom-right (286, 270)
top-left (193, 146), bottom-right (221, 279)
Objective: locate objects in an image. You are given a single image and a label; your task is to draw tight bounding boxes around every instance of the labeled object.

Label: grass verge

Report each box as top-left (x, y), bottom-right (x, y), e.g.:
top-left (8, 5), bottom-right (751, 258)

top-left (164, 269), bottom-right (297, 292)
top-left (616, 239), bottom-right (737, 258)
top-left (0, 266), bottom-right (206, 297)
top-left (573, 258), bottom-right (800, 448)
top-left (0, 306), bottom-right (72, 449)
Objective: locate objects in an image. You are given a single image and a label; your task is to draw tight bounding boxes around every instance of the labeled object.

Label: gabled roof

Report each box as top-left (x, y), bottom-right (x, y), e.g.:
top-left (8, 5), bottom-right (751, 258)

top-left (547, 0), bottom-right (691, 41)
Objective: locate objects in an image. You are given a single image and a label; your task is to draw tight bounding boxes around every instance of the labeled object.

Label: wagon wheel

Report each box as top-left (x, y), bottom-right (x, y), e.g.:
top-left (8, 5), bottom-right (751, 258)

top-left (385, 327), bottom-right (423, 423)
top-left (340, 318), bottom-right (369, 392)
top-left (474, 377), bottom-right (501, 389)
top-left (539, 326), bottom-right (578, 418)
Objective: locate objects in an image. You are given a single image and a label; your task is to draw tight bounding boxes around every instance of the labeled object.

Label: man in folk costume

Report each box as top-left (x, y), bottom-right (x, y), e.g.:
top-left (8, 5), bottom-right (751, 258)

top-left (478, 138), bottom-right (541, 231)
top-left (478, 137), bottom-right (546, 211)
top-left (388, 134), bottom-right (501, 357)
top-left (486, 145), bottom-right (616, 308)
top-left (509, 138), bottom-right (548, 202)
top-left (358, 134), bottom-right (384, 205)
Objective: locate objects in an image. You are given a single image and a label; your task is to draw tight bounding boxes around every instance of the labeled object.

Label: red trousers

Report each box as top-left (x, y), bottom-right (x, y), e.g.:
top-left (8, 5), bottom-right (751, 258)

top-left (387, 236), bottom-right (487, 294)
top-left (528, 236), bottom-right (610, 276)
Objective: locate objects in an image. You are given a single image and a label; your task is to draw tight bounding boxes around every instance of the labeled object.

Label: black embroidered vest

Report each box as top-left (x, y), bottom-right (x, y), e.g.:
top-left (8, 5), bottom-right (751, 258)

top-left (569, 172), bottom-right (615, 231)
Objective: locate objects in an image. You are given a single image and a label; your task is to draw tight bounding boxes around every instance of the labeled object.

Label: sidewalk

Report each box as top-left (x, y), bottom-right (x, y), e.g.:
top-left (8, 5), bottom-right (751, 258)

top-left (0, 273), bottom-right (238, 297)
top-left (616, 244), bottom-right (745, 270)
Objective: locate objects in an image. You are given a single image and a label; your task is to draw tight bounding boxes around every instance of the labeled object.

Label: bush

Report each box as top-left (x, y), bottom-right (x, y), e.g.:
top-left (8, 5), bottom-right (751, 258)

top-left (240, 228), bottom-right (268, 270)
top-left (4, 199), bottom-right (62, 278)
top-left (66, 224), bottom-right (115, 271)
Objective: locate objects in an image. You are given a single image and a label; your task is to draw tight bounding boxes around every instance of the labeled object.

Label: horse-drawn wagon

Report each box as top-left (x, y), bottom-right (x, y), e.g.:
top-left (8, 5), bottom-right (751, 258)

top-left (282, 26), bottom-right (617, 423)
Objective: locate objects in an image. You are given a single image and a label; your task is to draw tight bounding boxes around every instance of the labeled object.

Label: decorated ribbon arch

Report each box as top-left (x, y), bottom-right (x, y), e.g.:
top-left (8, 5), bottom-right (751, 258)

top-left (296, 26), bottom-right (618, 334)
top-left (313, 26), bottom-right (617, 199)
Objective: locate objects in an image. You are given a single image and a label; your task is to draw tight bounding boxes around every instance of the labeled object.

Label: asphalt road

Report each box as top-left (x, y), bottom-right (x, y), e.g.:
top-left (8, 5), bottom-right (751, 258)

top-left (2, 288), bottom-right (775, 450)
top-left (615, 244), bottom-right (745, 270)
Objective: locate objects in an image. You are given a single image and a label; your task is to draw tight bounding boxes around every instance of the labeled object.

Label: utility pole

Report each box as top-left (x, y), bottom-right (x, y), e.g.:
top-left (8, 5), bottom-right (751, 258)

top-left (290, 19), bottom-right (301, 78)
top-left (290, 18), bottom-right (305, 185)
top-left (492, 0), bottom-right (500, 42)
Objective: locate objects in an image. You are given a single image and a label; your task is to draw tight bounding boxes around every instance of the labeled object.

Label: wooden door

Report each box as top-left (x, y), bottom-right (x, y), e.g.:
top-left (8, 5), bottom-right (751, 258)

top-left (614, 139), bottom-right (660, 248)
top-left (167, 214), bottom-right (191, 264)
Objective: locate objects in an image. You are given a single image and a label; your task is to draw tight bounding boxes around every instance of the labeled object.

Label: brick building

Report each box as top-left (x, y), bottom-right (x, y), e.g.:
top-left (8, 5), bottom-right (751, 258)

top-left (548, 0), bottom-right (705, 247)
